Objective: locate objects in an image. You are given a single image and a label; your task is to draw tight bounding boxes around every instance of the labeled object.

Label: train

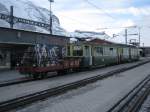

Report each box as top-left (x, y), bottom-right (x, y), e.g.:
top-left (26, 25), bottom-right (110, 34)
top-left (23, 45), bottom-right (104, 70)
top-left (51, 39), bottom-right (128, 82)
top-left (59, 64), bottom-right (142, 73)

top-left (17, 37), bottom-right (139, 79)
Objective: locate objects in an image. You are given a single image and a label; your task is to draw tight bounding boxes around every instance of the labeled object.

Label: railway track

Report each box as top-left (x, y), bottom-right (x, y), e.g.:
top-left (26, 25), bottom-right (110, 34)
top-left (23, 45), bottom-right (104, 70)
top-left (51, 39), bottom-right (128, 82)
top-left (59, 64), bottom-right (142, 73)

top-left (0, 60), bottom-right (149, 88)
top-left (0, 61), bottom-right (150, 111)
top-left (0, 78), bottom-right (34, 88)
top-left (139, 93), bottom-right (150, 112)
top-left (0, 74), bottom-right (57, 88)
top-left (107, 74), bottom-right (150, 112)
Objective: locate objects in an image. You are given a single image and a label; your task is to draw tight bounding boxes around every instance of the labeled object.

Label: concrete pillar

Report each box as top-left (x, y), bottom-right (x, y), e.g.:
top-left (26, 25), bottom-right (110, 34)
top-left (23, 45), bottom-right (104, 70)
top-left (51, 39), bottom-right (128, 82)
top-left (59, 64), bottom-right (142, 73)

top-left (6, 51), bottom-right (11, 69)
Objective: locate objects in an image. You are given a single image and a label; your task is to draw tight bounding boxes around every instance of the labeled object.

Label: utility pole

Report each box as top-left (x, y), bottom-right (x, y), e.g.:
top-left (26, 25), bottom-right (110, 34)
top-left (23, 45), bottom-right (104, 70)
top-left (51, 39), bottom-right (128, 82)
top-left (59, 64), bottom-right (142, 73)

top-left (125, 29), bottom-right (128, 44)
top-left (10, 6), bottom-right (14, 29)
top-left (49, 0), bottom-right (54, 35)
top-left (138, 27), bottom-right (141, 46)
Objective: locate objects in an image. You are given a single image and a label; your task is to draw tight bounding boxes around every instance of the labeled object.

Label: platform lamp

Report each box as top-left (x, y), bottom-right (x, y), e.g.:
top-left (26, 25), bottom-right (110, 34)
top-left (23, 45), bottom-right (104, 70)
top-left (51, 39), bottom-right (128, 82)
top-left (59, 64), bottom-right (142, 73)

top-left (48, 0), bottom-right (54, 35)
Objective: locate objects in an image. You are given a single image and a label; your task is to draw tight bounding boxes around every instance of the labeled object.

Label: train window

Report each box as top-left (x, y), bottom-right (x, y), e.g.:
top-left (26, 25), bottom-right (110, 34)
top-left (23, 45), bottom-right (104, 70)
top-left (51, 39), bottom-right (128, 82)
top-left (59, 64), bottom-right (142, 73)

top-left (73, 50), bottom-right (83, 56)
top-left (85, 46), bottom-right (90, 56)
top-left (109, 47), bottom-right (114, 55)
top-left (95, 47), bottom-right (103, 56)
top-left (73, 46), bottom-right (83, 56)
top-left (103, 47), bottom-right (108, 55)
top-left (99, 47), bottom-right (103, 55)
top-left (110, 48), bottom-right (113, 51)
top-left (123, 48), bottom-right (129, 55)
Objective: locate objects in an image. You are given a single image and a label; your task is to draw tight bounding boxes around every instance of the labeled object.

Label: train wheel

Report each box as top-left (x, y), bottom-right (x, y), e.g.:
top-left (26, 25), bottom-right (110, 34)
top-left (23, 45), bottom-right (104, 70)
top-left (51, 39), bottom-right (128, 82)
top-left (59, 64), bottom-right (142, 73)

top-left (28, 73), bottom-right (32, 78)
top-left (57, 70), bottom-right (63, 75)
top-left (57, 70), bottom-right (67, 75)
top-left (40, 72), bottom-right (48, 79)
top-left (32, 74), bottom-right (39, 79)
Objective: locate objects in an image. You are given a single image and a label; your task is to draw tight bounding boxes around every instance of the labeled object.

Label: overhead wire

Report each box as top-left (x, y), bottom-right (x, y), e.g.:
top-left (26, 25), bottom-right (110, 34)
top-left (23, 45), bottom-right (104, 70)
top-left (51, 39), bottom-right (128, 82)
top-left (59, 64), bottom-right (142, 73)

top-left (54, 1), bottom-right (150, 39)
top-left (57, 14), bottom-right (95, 28)
top-left (83, 0), bottom-right (116, 20)
top-left (56, 14), bottom-right (98, 37)
top-left (96, 25), bottom-right (150, 30)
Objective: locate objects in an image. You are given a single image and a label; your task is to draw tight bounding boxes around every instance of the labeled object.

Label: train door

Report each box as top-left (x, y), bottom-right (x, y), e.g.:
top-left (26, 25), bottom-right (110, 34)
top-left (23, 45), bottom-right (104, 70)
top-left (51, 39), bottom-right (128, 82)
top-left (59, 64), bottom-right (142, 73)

top-left (117, 47), bottom-right (123, 64)
top-left (117, 48), bottom-right (120, 64)
top-left (129, 48), bottom-right (131, 60)
top-left (84, 45), bottom-right (92, 66)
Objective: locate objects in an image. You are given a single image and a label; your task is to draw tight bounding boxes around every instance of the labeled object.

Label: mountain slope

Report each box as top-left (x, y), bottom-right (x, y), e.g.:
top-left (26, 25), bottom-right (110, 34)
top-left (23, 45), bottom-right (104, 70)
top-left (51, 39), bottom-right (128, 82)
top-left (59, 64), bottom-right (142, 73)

top-left (0, 0), bottom-right (67, 36)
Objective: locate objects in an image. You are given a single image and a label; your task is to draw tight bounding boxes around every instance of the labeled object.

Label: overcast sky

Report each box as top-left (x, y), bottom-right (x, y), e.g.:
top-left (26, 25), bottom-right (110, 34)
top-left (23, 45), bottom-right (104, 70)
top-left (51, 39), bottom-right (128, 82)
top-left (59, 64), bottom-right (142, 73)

top-left (30, 0), bottom-right (150, 46)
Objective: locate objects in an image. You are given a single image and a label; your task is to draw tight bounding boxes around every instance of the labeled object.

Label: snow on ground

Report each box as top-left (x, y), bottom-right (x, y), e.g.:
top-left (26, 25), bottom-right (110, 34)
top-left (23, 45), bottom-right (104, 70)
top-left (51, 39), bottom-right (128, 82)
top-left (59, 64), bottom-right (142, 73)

top-left (139, 94), bottom-right (150, 112)
top-left (0, 60), bottom-right (147, 103)
top-left (13, 62), bottom-right (150, 112)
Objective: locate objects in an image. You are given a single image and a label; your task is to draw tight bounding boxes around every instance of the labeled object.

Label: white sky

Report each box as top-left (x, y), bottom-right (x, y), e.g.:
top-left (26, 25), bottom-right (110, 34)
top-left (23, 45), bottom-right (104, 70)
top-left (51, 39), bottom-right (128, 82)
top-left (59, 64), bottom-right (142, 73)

top-left (30, 0), bottom-right (150, 46)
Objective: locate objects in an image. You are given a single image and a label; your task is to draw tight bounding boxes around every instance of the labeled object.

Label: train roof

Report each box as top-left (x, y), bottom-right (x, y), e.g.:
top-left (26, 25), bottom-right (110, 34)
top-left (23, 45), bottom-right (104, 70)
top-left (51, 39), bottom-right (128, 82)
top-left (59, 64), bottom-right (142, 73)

top-left (89, 38), bottom-right (138, 47)
top-left (70, 38), bottom-right (138, 48)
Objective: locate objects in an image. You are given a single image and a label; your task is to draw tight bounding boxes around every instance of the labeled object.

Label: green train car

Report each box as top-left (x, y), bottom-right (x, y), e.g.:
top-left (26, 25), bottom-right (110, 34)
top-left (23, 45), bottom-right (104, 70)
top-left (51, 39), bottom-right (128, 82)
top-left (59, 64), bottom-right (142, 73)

top-left (18, 38), bottom-right (139, 78)
top-left (66, 38), bottom-right (139, 68)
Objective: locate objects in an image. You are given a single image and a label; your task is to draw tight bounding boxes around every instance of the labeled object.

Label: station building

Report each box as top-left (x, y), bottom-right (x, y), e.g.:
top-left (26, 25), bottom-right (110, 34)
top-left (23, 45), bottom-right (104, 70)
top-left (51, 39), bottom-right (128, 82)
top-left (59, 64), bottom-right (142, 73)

top-left (0, 27), bottom-right (69, 70)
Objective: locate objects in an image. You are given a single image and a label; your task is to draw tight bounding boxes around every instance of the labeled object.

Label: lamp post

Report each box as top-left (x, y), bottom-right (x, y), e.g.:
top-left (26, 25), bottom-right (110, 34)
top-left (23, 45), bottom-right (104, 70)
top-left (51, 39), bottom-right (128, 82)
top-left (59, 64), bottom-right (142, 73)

top-left (125, 29), bottom-right (127, 44)
top-left (48, 0), bottom-right (54, 35)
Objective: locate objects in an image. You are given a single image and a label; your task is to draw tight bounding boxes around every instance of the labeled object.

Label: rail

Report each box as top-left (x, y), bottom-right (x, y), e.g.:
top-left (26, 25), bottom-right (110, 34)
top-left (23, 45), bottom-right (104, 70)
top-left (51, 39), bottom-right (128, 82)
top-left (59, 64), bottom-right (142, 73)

top-left (107, 74), bottom-right (150, 112)
top-left (0, 60), bottom-right (149, 111)
top-left (0, 59), bottom-right (149, 88)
